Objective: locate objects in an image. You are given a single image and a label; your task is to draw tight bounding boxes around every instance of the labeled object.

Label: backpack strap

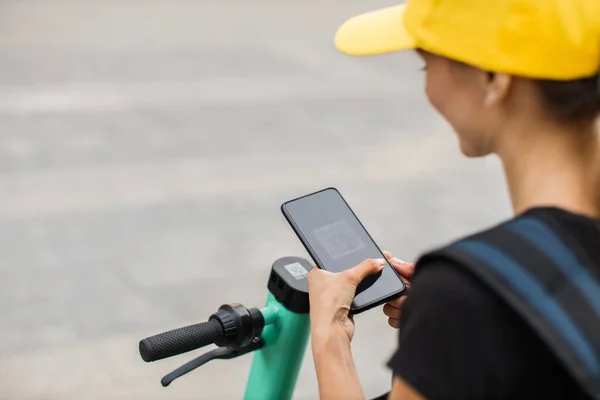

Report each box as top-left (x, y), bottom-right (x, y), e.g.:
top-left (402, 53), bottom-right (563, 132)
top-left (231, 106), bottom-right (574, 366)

top-left (419, 215), bottom-right (600, 399)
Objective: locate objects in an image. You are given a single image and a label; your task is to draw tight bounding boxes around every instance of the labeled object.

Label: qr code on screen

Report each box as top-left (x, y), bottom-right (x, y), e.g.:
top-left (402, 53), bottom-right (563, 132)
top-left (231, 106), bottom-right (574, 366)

top-left (313, 220), bottom-right (365, 260)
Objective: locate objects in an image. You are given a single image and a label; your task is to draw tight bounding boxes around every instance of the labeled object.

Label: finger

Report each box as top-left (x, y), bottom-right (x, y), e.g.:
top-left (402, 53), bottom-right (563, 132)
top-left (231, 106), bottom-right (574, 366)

top-left (382, 251), bottom-right (393, 261)
top-left (345, 258), bottom-right (386, 285)
top-left (389, 257), bottom-right (416, 279)
top-left (385, 295), bottom-right (407, 311)
top-left (388, 318), bottom-right (401, 329)
top-left (383, 303), bottom-right (402, 318)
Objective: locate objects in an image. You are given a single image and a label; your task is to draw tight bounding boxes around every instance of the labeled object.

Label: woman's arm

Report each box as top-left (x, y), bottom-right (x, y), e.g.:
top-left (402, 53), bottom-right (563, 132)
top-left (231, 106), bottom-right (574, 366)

top-left (307, 259), bottom-right (385, 400)
top-left (311, 328), bottom-right (364, 400)
top-left (312, 330), bottom-right (425, 400)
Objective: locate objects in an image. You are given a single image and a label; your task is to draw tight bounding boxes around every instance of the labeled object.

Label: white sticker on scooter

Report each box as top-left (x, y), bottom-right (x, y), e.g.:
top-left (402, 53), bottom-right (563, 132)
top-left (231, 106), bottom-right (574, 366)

top-left (284, 262), bottom-right (309, 280)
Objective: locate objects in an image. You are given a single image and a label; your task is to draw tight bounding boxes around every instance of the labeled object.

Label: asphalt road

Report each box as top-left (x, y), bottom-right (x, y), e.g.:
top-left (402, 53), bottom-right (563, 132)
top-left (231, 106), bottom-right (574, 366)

top-left (0, 1), bottom-right (512, 398)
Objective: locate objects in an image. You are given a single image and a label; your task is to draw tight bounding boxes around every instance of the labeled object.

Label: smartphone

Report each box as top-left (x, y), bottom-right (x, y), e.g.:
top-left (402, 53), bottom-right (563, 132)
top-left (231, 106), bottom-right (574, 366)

top-left (281, 187), bottom-right (406, 314)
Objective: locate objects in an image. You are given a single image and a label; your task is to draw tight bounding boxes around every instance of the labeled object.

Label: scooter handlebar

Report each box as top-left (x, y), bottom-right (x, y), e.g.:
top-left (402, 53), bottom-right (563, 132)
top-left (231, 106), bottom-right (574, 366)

top-left (139, 319), bottom-right (225, 362)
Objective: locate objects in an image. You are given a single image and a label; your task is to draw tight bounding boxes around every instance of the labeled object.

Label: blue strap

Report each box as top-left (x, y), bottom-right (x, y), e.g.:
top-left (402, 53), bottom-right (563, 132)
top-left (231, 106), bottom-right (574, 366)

top-left (507, 217), bottom-right (600, 318)
top-left (455, 240), bottom-right (600, 379)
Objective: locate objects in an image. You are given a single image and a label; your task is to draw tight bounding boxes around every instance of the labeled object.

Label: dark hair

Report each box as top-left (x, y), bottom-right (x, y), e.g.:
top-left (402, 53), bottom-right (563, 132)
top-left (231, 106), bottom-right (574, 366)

top-left (534, 74), bottom-right (600, 124)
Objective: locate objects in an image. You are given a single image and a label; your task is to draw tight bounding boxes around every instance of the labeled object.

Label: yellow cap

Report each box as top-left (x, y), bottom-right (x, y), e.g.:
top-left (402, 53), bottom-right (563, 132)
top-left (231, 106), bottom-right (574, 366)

top-left (335, 0), bottom-right (600, 80)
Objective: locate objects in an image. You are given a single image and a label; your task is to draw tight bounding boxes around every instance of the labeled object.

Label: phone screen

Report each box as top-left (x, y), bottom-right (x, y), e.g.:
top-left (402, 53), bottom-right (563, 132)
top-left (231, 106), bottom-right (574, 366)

top-left (282, 188), bottom-right (405, 312)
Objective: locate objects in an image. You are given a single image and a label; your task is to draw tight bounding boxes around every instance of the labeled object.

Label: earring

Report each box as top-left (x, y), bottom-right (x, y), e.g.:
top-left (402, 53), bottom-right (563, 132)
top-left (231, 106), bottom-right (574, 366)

top-left (485, 92), bottom-right (497, 105)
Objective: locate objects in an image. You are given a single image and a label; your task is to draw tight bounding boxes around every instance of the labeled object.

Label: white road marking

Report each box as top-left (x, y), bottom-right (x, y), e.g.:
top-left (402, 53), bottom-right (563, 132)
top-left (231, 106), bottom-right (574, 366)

top-left (0, 79), bottom-right (414, 114)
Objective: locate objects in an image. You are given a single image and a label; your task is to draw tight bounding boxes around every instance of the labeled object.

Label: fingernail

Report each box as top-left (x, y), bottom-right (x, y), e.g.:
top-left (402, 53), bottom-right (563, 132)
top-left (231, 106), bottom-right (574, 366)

top-left (374, 258), bottom-right (386, 266)
top-left (391, 257), bottom-right (404, 265)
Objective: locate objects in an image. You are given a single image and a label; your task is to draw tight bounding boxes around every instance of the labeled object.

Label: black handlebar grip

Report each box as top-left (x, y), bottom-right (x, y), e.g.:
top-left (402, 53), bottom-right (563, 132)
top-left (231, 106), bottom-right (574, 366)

top-left (139, 319), bottom-right (224, 362)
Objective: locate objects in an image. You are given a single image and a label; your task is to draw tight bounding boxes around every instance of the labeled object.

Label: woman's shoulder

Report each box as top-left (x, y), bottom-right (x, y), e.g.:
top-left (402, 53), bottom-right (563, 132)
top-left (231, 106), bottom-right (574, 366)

top-left (398, 206), bottom-right (599, 399)
top-left (409, 205), bottom-right (600, 335)
top-left (415, 206), bottom-right (600, 283)
top-left (394, 258), bottom-right (592, 399)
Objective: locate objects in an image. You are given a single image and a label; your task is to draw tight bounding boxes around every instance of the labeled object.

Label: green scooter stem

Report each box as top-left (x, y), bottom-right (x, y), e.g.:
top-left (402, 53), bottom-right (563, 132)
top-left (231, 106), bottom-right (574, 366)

top-left (244, 292), bottom-right (310, 400)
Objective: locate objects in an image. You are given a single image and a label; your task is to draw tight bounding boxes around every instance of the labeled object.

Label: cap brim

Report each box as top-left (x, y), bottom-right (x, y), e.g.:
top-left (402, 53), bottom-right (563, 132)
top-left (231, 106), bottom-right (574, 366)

top-left (334, 5), bottom-right (416, 56)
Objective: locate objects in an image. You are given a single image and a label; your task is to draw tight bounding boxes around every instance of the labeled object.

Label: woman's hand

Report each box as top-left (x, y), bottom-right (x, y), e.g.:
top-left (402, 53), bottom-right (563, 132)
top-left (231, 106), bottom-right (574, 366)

top-left (307, 258), bottom-right (386, 343)
top-left (382, 251), bottom-right (415, 329)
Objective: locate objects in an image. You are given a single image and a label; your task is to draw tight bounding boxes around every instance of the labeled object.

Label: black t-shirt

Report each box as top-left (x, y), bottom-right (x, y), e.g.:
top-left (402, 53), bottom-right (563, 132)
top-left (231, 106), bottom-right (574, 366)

top-left (386, 207), bottom-right (600, 399)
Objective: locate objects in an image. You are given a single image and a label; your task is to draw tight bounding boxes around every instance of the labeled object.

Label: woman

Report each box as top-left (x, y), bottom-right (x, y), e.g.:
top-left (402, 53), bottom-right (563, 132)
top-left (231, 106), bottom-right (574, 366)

top-left (307, 0), bottom-right (600, 399)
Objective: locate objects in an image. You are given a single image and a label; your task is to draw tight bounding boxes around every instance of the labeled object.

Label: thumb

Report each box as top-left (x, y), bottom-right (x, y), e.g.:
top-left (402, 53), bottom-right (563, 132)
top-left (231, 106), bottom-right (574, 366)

top-left (347, 258), bottom-right (386, 285)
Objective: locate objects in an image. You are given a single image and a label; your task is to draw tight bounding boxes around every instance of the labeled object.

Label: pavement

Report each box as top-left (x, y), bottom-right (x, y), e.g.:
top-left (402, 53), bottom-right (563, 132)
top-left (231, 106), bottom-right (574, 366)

top-left (0, 0), bottom-right (513, 399)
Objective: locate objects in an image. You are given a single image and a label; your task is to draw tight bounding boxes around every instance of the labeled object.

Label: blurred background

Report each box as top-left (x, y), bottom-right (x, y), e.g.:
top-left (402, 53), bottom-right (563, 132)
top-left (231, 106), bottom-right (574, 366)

top-left (0, 0), bottom-right (513, 399)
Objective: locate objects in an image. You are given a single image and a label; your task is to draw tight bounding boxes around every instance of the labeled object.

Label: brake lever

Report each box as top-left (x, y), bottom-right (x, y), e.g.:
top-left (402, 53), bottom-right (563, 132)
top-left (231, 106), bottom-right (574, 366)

top-left (161, 338), bottom-right (265, 387)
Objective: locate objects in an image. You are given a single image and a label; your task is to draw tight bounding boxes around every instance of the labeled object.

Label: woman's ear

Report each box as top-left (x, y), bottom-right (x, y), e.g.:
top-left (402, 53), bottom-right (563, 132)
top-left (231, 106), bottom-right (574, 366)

top-left (484, 72), bottom-right (512, 106)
